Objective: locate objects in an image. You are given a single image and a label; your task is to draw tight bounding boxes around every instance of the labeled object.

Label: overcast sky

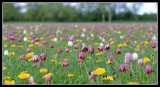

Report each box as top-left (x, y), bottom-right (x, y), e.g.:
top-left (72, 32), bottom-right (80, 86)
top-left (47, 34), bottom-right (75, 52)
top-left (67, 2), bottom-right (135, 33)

top-left (16, 2), bottom-right (157, 15)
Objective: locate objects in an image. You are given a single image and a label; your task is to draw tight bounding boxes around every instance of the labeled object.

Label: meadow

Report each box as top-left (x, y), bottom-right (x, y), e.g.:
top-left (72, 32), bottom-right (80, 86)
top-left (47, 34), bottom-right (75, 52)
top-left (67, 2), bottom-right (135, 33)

top-left (2, 23), bottom-right (158, 85)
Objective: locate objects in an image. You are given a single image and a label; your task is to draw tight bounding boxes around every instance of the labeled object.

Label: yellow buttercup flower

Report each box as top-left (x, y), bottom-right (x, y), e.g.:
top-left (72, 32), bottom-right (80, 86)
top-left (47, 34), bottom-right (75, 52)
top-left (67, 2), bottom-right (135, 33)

top-left (3, 66), bottom-right (6, 70)
top-left (4, 76), bottom-right (11, 80)
top-left (51, 39), bottom-right (54, 41)
top-left (110, 41), bottom-right (114, 45)
top-left (64, 59), bottom-right (68, 61)
top-left (11, 45), bottom-right (16, 47)
top-left (34, 42), bottom-right (39, 45)
top-left (108, 34), bottom-right (111, 36)
top-left (19, 46), bottom-right (24, 48)
top-left (76, 39), bottom-right (80, 42)
top-left (144, 41), bottom-right (148, 45)
top-left (96, 52), bottom-right (103, 55)
top-left (4, 80), bottom-right (15, 84)
top-left (4, 38), bottom-right (7, 40)
top-left (143, 57), bottom-right (150, 63)
top-left (18, 71), bottom-right (30, 79)
top-left (4, 45), bottom-right (8, 48)
top-left (87, 56), bottom-right (91, 58)
top-left (40, 37), bottom-right (43, 40)
top-left (127, 82), bottom-right (139, 84)
top-left (29, 44), bottom-right (34, 47)
top-left (40, 68), bottom-right (48, 73)
top-left (96, 60), bottom-right (102, 62)
top-left (28, 58), bottom-right (33, 61)
top-left (27, 40), bottom-right (30, 42)
top-left (103, 76), bottom-right (114, 80)
top-left (123, 42), bottom-right (127, 46)
top-left (9, 52), bottom-right (15, 56)
top-left (27, 37), bottom-right (31, 39)
top-left (67, 74), bottom-right (75, 77)
top-left (93, 68), bottom-right (105, 75)
top-left (69, 50), bottom-right (72, 53)
top-left (107, 60), bottom-right (112, 64)
top-left (25, 52), bottom-right (34, 58)
top-left (51, 60), bottom-right (57, 63)
top-left (118, 44), bottom-right (123, 47)
top-left (43, 73), bottom-right (52, 78)
top-left (94, 43), bottom-right (99, 46)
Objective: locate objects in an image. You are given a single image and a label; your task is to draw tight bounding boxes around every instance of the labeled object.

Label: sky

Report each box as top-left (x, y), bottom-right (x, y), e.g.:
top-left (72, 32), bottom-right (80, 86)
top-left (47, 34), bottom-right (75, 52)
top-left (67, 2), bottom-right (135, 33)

top-left (16, 2), bottom-right (157, 15)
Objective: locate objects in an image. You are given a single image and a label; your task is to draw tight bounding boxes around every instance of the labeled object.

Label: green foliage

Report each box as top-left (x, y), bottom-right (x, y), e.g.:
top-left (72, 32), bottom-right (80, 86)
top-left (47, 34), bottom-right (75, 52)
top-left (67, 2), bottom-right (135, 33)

top-left (3, 3), bottom-right (157, 22)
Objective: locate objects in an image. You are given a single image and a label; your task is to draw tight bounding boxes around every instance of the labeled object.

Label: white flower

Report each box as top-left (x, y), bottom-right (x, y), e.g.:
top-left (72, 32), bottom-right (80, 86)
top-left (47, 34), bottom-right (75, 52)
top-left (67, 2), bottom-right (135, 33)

top-left (23, 30), bottom-right (27, 34)
top-left (118, 31), bottom-right (121, 34)
top-left (54, 38), bottom-right (58, 42)
top-left (132, 53), bottom-right (138, 60)
top-left (83, 28), bottom-right (86, 32)
top-left (75, 24), bottom-right (78, 28)
top-left (102, 38), bottom-right (105, 42)
top-left (24, 37), bottom-right (27, 42)
top-left (91, 34), bottom-right (94, 37)
top-left (81, 34), bottom-right (85, 37)
top-left (56, 30), bottom-right (60, 34)
top-left (152, 36), bottom-right (157, 40)
top-left (68, 41), bottom-right (73, 47)
top-left (99, 37), bottom-right (102, 40)
top-left (4, 50), bottom-right (9, 55)
top-left (120, 36), bottom-right (123, 39)
top-left (36, 27), bottom-right (39, 31)
top-left (30, 32), bottom-right (33, 35)
top-left (100, 43), bottom-right (104, 47)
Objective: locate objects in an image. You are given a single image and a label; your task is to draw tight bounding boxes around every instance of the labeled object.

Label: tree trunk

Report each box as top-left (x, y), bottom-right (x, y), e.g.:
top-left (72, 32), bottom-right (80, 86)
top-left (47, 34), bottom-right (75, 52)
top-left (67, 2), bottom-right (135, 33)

top-left (108, 6), bottom-right (111, 23)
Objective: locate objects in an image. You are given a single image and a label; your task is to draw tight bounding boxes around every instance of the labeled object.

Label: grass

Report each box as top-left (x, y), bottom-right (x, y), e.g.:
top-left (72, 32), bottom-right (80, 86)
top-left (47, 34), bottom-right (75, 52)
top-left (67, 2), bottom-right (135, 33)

top-left (2, 23), bottom-right (158, 84)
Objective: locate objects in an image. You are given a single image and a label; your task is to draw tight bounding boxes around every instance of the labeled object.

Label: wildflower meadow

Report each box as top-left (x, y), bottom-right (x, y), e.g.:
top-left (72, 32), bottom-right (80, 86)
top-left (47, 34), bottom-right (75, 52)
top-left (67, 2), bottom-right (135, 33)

top-left (2, 23), bottom-right (158, 85)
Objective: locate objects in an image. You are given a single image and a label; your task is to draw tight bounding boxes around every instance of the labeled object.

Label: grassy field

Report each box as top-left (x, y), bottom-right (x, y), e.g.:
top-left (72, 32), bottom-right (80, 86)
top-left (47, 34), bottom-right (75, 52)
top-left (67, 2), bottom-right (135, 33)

top-left (2, 23), bottom-right (158, 85)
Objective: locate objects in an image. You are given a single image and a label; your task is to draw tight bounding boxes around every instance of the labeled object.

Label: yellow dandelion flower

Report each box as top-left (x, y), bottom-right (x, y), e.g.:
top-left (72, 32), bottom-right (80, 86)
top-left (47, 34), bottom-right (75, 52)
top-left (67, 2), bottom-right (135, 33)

top-left (69, 50), bottom-right (72, 53)
top-left (102, 77), bottom-right (108, 80)
top-left (29, 44), bottom-right (34, 48)
top-left (4, 76), bottom-right (11, 80)
top-left (64, 59), bottom-right (68, 61)
top-left (144, 41), bottom-right (148, 45)
top-left (127, 82), bottom-right (139, 84)
top-left (4, 80), bottom-right (15, 84)
top-left (9, 52), bottom-right (15, 56)
top-left (87, 56), bottom-right (91, 58)
top-left (11, 45), bottom-right (16, 47)
top-left (107, 60), bottom-right (111, 64)
top-left (27, 40), bottom-right (30, 42)
top-left (28, 58), bottom-right (33, 61)
top-left (43, 73), bottom-right (52, 78)
top-left (118, 44), bottom-right (123, 47)
top-left (108, 34), bottom-right (111, 36)
top-left (51, 39), bottom-right (54, 41)
top-left (94, 43), bottom-right (99, 46)
top-left (4, 45), bottom-right (8, 48)
top-left (110, 41), bottom-right (114, 45)
top-left (93, 68), bottom-right (105, 75)
top-left (67, 74), bottom-right (75, 77)
top-left (31, 83), bottom-right (36, 84)
top-left (34, 42), bottom-right (39, 45)
top-left (19, 46), bottom-right (24, 48)
top-left (123, 42), bottom-right (127, 46)
top-left (18, 71), bottom-right (30, 79)
top-left (28, 37), bottom-right (31, 39)
top-left (152, 62), bottom-right (157, 64)
top-left (146, 75), bottom-right (147, 77)
top-left (40, 37), bottom-right (43, 40)
top-left (4, 38), bottom-right (7, 40)
top-left (143, 57), bottom-right (150, 63)
top-left (96, 60), bottom-right (102, 62)
top-left (40, 68), bottom-right (48, 73)
top-left (76, 39), bottom-right (80, 42)
top-left (51, 60), bottom-right (57, 63)
top-left (3, 66), bottom-right (6, 70)
top-left (19, 35), bottom-right (21, 37)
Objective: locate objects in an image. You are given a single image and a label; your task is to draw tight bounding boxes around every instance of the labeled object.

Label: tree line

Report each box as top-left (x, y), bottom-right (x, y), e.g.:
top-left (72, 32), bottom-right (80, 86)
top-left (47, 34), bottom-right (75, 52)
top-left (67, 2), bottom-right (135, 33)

top-left (3, 3), bottom-right (157, 22)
